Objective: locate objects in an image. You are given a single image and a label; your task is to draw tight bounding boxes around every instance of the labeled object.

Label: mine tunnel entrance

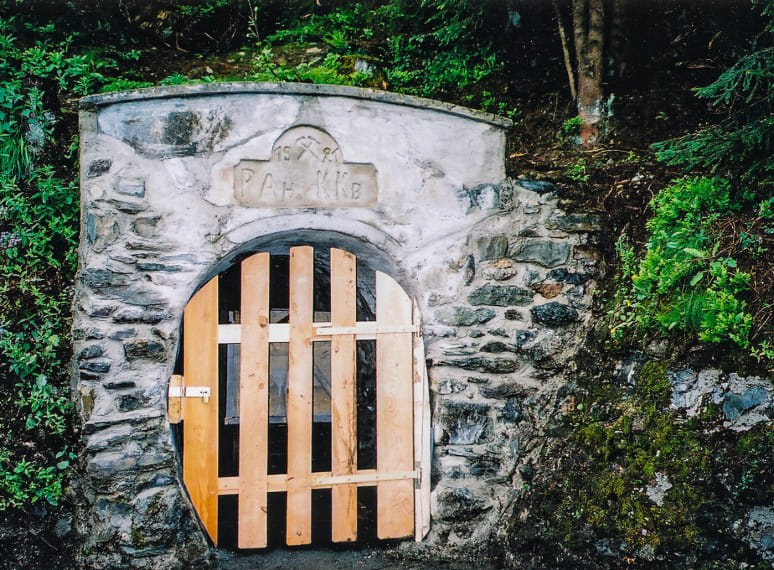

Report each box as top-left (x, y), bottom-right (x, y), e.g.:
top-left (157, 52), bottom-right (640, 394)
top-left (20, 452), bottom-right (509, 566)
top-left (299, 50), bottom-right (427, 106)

top-left (170, 244), bottom-right (430, 549)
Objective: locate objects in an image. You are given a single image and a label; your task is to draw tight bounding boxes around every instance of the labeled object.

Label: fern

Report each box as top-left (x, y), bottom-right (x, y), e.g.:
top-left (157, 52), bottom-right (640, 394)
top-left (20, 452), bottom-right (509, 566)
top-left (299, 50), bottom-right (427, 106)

top-left (652, 3), bottom-right (773, 187)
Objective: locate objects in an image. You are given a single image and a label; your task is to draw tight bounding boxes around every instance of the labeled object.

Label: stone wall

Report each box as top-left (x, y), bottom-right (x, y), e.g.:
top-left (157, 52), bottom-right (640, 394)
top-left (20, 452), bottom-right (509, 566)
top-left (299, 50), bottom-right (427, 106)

top-left (73, 83), bottom-right (599, 568)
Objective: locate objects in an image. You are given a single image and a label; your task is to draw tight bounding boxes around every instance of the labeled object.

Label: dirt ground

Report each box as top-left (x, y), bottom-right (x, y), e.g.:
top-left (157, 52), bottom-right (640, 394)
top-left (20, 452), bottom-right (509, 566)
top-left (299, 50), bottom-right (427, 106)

top-left (215, 546), bottom-right (500, 569)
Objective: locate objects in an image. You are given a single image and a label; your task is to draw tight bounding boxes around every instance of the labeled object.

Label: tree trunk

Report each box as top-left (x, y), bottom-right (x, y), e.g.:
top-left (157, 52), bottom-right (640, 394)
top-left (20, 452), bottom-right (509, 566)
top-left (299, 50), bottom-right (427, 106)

top-left (572, 0), bottom-right (605, 145)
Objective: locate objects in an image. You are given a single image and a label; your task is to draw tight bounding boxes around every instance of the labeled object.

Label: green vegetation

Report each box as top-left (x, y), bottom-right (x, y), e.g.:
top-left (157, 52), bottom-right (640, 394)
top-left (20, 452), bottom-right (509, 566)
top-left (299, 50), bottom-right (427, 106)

top-left (557, 363), bottom-right (710, 554)
top-left (610, 178), bottom-right (753, 347)
top-left (611, 179), bottom-right (773, 361)
top-left (0, 16), bottom-right (111, 511)
top-left (251, 46), bottom-right (372, 86)
top-left (564, 158), bottom-right (590, 183)
top-left (610, 0), bottom-right (773, 364)
top-left (255, 0), bottom-right (510, 106)
top-left (556, 116), bottom-right (584, 142)
top-left (530, 361), bottom-right (773, 564)
top-left (0, 1), bottom-right (770, 567)
top-left (652, 0), bottom-right (773, 186)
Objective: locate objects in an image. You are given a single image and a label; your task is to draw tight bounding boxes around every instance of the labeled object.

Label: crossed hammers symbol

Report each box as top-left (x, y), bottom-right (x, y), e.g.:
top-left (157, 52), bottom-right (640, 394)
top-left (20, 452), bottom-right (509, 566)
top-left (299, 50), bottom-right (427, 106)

top-left (296, 136), bottom-right (320, 161)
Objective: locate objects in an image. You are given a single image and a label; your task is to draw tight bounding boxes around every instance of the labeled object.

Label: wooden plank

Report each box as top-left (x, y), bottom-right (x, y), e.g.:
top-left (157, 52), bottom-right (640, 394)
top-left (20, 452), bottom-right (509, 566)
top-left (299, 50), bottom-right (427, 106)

top-left (286, 246), bottom-right (314, 545)
top-left (238, 253), bottom-right (270, 549)
top-left (219, 322), bottom-right (417, 345)
top-left (315, 324), bottom-right (418, 335)
top-left (412, 302), bottom-right (431, 542)
top-left (183, 277), bottom-right (219, 544)
top-left (218, 323), bottom-right (291, 344)
top-left (375, 271), bottom-right (415, 539)
top-left (218, 469), bottom-right (418, 494)
top-left (330, 248), bottom-right (358, 542)
top-left (316, 471), bottom-right (418, 486)
top-left (218, 324), bottom-right (241, 344)
top-left (168, 374), bottom-right (183, 424)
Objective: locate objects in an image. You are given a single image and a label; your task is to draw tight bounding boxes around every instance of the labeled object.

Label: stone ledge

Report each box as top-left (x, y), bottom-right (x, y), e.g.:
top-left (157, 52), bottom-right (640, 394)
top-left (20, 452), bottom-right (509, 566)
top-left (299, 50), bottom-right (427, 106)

top-left (80, 81), bottom-right (514, 128)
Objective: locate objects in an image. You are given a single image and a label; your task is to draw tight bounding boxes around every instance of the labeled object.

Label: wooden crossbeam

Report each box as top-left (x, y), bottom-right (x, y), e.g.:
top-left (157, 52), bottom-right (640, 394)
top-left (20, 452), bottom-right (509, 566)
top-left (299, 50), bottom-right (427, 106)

top-left (217, 322), bottom-right (417, 344)
top-left (217, 470), bottom-right (419, 494)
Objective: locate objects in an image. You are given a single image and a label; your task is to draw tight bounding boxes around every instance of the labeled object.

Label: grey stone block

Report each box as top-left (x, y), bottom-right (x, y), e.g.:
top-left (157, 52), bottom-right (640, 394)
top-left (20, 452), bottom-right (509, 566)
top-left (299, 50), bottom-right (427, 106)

top-left (468, 284), bottom-right (532, 306)
top-left (512, 240), bottom-right (570, 268)
top-left (435, 306), bottom-right (496, 326)
top-left (440, 401), bottom-right (491, 445)
top-left (437, 357), bottom-right (518, 373)
top-left (531, 302), bottom-right (580, 326)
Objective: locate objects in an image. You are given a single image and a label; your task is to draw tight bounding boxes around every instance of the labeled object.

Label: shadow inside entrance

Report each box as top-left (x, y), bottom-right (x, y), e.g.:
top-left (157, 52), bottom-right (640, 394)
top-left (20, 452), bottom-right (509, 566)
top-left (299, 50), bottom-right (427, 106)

top-left (218, 485), bottom-right (379, 550)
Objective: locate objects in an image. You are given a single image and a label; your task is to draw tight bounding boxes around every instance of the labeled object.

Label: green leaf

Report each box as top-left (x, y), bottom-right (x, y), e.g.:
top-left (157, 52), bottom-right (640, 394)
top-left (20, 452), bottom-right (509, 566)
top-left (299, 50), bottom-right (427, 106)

top-left (683, 247), bottom-right (705, 258)
top-left (690, 271), bottom-right (705, 286)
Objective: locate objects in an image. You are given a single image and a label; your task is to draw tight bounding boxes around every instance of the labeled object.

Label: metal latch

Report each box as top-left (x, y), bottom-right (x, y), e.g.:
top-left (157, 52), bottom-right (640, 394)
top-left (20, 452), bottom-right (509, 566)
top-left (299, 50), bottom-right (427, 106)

top-left (185, 386), bottom-right (211, 403)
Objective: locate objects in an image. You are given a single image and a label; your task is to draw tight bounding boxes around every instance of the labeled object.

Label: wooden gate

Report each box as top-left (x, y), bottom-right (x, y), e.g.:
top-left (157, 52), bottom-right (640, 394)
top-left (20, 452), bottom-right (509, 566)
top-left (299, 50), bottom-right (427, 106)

top-left (169, 246), bottom-right (431, 548)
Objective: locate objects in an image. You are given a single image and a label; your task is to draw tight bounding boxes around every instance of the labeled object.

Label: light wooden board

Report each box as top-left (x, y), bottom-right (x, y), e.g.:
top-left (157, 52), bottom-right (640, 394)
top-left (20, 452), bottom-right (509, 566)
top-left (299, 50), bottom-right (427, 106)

top-left (218, 469), bottom-right (418, 494)
top-left (218, 322), bottom-right (417, 344)
top-left (183, 277), bottom-right (219, 544)
top-left (375, 271), bottom-right (415, 539)
top-left (168, 374), bottom-right (183, 424)
top-left (330, 248), bottom-right (358, 542)
top-left (412, 301), bottom-right (431, 541)
top-left (286, 246), bottom-right (314, 545)
top-left (238, 253), bottom-right (270, 549)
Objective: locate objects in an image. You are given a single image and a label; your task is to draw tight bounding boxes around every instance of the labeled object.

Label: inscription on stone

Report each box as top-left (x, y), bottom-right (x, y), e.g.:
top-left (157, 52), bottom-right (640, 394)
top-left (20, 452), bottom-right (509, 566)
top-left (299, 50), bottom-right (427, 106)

top-left (234, 126), bottom-right (378, 207)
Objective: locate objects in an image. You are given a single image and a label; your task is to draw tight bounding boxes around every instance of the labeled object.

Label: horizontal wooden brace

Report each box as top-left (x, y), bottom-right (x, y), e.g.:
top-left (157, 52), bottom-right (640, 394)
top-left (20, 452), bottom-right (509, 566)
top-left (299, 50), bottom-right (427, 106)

top-left (314, 323), bottom-right (419, 336)
top-left (217, 469), bottom-right (419, 495)
top-left (217, 322), bottom-right (418, 345)
top-left (218, 323), bottom-right (289, 344)
top-left (314, 470), bottom-right (419, 486)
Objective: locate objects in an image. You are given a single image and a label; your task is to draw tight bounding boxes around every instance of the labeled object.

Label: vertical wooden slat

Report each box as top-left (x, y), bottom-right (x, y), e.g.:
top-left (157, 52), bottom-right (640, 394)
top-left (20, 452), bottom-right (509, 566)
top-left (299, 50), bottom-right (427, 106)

top-left (238, 253), bottom-right (270, 548)
top-left (330, 248), bottom-right (358, 542)
top-left (412, 302), bottom-right (431, 541)
top-left (183, 277), bottom-right (219, 544)
top-left (375, 271), bottom-right (415, 539)
top-left (286, 246), bottom-right (314, 545)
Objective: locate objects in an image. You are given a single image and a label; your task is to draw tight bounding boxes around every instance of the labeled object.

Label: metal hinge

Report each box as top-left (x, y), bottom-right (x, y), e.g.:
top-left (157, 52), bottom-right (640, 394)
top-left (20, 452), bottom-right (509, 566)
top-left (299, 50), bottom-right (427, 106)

top-left (414, 462), bottom-right (422, 489)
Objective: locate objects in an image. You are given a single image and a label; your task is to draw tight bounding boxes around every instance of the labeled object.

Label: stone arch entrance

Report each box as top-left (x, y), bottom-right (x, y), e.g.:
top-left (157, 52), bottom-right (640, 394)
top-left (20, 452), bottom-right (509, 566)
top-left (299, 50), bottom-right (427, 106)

top-left (74, 83), bottom-right (595, 568)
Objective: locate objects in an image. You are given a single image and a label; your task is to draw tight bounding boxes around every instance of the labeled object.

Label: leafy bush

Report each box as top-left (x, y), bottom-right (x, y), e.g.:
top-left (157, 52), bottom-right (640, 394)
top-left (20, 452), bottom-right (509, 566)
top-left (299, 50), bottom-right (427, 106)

top-left (261, 0), bottom-right (506, 100)
top-left (609, 177), bottom-right (763, 357)
top-left (251, 46), bottom-right (371, 86)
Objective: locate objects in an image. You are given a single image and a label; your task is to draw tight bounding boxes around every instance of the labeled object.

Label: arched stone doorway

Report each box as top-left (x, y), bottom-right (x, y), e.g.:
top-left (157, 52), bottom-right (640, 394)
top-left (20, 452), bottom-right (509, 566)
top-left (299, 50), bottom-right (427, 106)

top-left (73, 83), bottom-right (595, 568)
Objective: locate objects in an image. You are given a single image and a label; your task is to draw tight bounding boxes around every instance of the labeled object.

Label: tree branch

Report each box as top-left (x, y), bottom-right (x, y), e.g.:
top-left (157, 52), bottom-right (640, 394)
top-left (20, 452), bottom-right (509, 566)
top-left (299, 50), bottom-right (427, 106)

top-left (553, 0), bottom-right (577, 100)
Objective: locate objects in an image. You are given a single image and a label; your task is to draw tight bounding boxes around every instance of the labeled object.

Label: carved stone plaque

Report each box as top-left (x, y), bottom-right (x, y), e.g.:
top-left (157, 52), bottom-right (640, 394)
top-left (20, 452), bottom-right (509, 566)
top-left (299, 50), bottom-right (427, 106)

top-left (233, 126), bottom-right (378, 207)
